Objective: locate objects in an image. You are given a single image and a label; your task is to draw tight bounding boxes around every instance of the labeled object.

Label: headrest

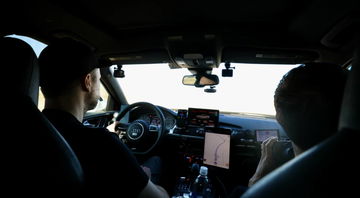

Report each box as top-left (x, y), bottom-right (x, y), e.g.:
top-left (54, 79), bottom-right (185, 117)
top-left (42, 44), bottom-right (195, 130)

top-left (0, 37), bottom-right (39, 104)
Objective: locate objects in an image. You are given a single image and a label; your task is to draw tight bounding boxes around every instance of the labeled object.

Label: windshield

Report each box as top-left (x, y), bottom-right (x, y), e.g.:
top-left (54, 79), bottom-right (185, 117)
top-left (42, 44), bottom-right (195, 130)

top-left (116, 63), bottom-right (298, 116)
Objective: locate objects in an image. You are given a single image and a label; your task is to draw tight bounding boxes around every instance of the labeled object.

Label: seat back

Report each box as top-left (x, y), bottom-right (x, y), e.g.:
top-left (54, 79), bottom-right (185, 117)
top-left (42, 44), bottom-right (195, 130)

top-left (0, 37), bottom-right (84, 195)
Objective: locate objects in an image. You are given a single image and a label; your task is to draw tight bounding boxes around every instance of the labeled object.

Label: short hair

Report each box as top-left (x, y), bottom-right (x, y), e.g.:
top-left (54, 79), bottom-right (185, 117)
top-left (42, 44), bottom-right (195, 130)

top-left (39, 38), bottom-right (100, 98)
top-left (274, 62), bottom-right (348, 150)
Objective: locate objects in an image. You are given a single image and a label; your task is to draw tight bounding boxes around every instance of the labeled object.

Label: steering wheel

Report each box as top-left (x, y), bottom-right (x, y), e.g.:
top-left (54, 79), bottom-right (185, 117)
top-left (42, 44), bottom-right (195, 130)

top-left (115, 102), bottom-right (166, 155)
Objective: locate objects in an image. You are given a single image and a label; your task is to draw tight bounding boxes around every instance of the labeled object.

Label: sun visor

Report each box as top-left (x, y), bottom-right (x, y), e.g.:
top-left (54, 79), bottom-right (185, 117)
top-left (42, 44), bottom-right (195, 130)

top-left (100, 50), bottom-right (170, 65)
top-left (222, 47), bottom-right (319, 64)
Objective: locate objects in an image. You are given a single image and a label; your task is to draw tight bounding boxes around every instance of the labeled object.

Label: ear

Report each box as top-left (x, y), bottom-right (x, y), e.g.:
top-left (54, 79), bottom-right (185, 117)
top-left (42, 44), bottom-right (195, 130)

top-left (81, 73), bottom-right (92, 92)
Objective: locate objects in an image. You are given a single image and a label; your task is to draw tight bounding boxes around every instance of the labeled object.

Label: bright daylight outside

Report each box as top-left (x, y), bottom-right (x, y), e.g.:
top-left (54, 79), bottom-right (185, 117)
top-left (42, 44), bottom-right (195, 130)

top-left (10, 34), bottom-right (298, 116)
top-left (116, 63), bottom-right (297, 116)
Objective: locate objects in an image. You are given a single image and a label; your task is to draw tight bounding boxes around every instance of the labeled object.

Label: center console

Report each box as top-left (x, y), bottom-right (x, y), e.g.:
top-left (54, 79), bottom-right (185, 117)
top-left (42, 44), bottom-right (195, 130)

top-left (170, 108), bottom-right (230, 197)
top-left (168, 108), bottom-right (293, 197)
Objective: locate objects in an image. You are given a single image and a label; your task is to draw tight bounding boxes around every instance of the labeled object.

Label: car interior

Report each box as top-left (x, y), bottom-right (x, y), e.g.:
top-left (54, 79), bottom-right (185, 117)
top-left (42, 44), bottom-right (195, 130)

top-left (1, 0), bottom-right (359, 197)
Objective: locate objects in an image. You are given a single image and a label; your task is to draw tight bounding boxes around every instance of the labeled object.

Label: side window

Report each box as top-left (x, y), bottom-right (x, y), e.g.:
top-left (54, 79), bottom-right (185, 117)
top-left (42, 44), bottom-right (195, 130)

top-left (6, 34), bottom-right (47, 57)
top-left (87, 83), bottom-right (109, 113)
top-left (39, 84), bottom-right (109, 112)
top-left (38, 89), bottom-right (45, 111)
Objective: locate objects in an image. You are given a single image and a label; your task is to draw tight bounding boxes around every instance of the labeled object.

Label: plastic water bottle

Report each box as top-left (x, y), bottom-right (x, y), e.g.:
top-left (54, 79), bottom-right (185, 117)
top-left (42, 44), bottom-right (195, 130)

top-left (191, 166), bottom-right (211, 198)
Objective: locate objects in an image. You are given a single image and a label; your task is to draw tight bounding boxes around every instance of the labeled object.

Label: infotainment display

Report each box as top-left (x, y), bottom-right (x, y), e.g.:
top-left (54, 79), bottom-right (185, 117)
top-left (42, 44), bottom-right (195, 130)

top-left (188, 108), bottom-right (219, 128)
top-left (255, 129), bottom-right (279, 142)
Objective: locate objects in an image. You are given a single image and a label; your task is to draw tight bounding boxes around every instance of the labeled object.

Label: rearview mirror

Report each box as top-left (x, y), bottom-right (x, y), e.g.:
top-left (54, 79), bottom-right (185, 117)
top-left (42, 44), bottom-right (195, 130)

top-left (182, 74), bottom-right (219, 87)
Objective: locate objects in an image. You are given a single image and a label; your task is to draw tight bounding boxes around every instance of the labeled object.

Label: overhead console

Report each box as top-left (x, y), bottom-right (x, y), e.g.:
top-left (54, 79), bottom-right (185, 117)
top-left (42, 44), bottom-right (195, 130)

top-left (166, 34), bottom-right (222, 69)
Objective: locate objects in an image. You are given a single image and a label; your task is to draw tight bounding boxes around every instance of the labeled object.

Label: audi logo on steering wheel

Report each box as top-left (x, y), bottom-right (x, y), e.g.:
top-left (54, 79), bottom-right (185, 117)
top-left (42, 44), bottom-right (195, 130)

top-left (127, 123), bottom-right (144, 140)
top-left (131, 128), bottom-right (141, 133)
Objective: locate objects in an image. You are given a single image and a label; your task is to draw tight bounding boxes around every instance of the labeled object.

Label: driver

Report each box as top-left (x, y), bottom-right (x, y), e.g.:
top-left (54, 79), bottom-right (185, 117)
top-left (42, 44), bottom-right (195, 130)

top-left (39, 38), bottom-right (169, 198)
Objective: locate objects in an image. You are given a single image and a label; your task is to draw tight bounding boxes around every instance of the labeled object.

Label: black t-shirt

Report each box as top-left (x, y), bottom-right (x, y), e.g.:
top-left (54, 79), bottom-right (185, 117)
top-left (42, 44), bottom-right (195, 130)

top-left (43, 109), bottom-right (148, 197)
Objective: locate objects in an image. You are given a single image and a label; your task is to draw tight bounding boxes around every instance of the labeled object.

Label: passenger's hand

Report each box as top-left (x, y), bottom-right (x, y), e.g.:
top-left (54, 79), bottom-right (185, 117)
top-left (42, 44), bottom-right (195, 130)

top-left (248, 137), bottom-right (279, 186)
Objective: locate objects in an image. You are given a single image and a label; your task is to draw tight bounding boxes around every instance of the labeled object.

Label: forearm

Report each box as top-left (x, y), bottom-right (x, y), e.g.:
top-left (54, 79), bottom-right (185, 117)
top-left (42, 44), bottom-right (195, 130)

top-left (155, 185), bottom-right (169, 197)
top-left (248, 174), bottom-right (262, 187)
top-left (248, 158), bottom-right (269, 187)
top-left (138, 180), bottom-right (169, 198)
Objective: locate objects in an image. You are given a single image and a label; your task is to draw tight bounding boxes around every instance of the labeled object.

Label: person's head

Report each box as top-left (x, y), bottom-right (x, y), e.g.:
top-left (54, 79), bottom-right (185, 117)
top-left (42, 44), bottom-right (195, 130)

top-left (274, 63), bottom-right (348, 151)
top-left (39, 38), bottom-right (102, 111)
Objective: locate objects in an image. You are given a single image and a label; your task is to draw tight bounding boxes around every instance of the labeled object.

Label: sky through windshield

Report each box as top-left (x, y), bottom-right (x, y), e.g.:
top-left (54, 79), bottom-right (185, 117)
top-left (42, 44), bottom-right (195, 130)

top-left (9, 34), bottom-right (298, 116)
top-left (117, 63), bottom-right (297, 116)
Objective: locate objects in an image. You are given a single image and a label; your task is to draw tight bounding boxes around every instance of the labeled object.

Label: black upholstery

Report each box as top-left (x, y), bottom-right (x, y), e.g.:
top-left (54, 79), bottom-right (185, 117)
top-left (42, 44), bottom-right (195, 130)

top-left (241, 43), bottom-right (360, 197)
top-left (2, 37), bottom-right (40, 104)
top-left (0, 37), bottom-right (84, 195)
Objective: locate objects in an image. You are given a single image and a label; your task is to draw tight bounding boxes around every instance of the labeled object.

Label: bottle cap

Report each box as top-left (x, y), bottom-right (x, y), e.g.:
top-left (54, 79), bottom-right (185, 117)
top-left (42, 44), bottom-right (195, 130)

top-left (199, 166), bottom-right (208, 176)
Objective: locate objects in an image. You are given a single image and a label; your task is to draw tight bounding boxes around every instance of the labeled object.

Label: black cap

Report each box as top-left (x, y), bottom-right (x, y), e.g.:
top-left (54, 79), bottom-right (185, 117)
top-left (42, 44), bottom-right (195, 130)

top-left (39, 38), bottom-right (102, 88)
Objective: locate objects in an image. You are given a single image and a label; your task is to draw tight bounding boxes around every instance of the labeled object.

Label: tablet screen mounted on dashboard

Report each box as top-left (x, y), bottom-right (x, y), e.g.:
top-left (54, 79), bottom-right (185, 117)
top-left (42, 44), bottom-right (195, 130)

top-left (203, 132), bottom-right (230, 169)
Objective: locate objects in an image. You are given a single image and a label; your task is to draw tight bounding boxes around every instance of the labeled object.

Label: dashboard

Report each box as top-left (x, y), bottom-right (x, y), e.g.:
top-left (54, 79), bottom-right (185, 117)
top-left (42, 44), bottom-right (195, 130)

top-left (85, 106), bottom-right (291, 162)
top-left (130, 106), bottom-right (288, 142)
top-left (85, 106), bottom-right (288, 146)
top-left (138, 113), bottom-right (176, 130)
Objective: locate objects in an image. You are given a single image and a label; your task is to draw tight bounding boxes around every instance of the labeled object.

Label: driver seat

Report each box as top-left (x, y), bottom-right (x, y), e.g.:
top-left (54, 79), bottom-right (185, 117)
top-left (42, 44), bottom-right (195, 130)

top-left (0, 37), bottom-right (84, 195)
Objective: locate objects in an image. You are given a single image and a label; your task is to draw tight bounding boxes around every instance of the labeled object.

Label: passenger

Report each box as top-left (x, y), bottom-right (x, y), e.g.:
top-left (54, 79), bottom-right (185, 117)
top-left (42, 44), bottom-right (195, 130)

top-left (248, 62), bottom-right (347, 186)
top-left (229, 63), bottom-right (348, 197)
top-left (39, 38), bottom-right (169, 198)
